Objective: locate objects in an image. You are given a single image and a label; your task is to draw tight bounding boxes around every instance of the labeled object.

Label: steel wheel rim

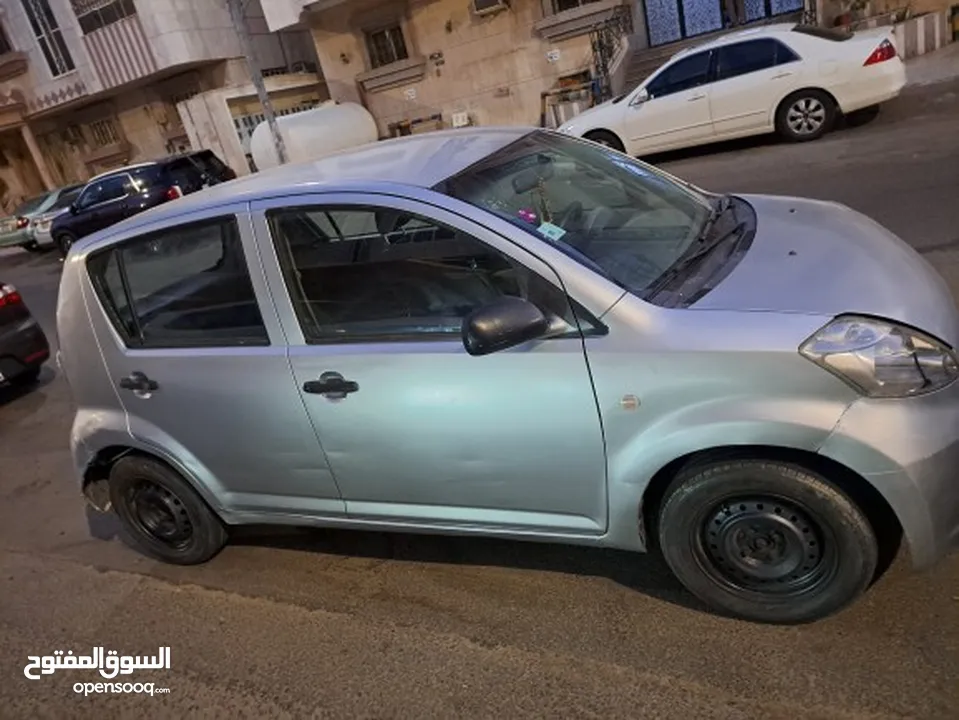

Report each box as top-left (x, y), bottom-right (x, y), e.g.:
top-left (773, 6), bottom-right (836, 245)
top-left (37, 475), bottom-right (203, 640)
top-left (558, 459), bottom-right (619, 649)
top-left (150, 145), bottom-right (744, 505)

top-left (696, 495), bottom-right (836, 597)
top-left (126, 480), bottom-right (193, 549)
top-left (787, 98), bottom-right (826, 135)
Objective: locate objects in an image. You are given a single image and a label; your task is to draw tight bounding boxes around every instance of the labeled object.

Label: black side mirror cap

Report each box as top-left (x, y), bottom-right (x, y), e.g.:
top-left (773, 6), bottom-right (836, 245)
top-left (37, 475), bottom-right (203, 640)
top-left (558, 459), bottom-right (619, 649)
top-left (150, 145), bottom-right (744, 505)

top-left (462, 296), bottom-right (551, 357)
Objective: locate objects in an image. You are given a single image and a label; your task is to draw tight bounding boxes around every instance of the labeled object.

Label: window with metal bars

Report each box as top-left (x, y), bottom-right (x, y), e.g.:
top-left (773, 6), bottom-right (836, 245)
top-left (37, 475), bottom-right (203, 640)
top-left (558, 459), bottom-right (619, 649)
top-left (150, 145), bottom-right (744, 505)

top-left (71, 0), bottom-right (136, 34)
top-left (365, 24), bottom-right (408, 69)
top-left (21, 0), bottom-right (76, 76)
top-left (553, 0), bottom-right (601, 12)
top-left (88, 118), bottom-right (121, 148)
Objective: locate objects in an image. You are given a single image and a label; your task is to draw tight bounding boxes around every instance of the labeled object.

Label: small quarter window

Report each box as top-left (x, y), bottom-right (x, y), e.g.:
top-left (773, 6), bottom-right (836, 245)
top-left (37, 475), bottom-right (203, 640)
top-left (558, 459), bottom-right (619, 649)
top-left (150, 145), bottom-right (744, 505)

top-left (88, 216), bottom-right (268, 348)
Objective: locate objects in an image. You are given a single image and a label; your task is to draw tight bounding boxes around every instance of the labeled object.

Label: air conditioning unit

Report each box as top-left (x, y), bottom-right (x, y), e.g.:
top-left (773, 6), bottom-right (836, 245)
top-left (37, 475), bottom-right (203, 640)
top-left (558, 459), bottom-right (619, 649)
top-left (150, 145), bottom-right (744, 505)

top-left (472, 0), bottom-right (509, 17)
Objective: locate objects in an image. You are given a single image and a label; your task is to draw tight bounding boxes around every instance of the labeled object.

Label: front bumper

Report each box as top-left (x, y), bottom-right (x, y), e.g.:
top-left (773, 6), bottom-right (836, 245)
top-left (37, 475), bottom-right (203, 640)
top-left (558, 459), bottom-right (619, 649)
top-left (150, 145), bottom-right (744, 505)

top-left (818, 382), bottom-right (959, 570)
top-left (0, 318), bottom-right (50, 382)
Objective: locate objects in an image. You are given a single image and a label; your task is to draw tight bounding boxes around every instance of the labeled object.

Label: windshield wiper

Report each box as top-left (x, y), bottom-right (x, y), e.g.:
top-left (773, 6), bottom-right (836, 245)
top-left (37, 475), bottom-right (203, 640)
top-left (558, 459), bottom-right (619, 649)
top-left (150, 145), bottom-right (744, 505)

top-left (696, 194), bottom-right (734, 244)
top-left (645, 218), bottom-right (746, 300)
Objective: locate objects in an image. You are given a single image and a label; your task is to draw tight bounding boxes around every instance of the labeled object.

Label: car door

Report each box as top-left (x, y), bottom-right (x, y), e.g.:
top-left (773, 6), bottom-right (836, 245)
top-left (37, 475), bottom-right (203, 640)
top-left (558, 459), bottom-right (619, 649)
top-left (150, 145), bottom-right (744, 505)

top-left (709, 38), bottom-right (802, 136)
top-left (251, 193), bottom-right (609, 536)
top-left (74, 174), bottom-right (133, 237)
top-left (84, 204), bottom-right (345, 517)
top-left (626, 49), bottom-right (715, 153)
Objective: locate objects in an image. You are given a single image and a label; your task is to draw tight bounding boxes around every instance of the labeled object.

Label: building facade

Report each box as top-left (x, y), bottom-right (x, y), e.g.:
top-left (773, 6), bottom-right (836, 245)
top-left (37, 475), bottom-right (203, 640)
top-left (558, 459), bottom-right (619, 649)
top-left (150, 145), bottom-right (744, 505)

top-left (0, 0), bottom-right (324, 212)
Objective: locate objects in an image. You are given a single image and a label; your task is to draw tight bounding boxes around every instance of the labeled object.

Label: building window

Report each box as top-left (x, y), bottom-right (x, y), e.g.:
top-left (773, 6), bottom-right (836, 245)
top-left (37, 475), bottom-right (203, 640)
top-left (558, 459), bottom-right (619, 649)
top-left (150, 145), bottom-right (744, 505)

top-left (0, 22), bottom-right (13, 55)
top-left (71, 0), bottom-right (136, 34)
top-left (21, 0), bottom-right (76, 76)
top-left (553, 0), bottom-right (600, 11)
top-left (366, 24), bottom-right (408, 69)
top-left (88, 118), bottom-right (121, 148)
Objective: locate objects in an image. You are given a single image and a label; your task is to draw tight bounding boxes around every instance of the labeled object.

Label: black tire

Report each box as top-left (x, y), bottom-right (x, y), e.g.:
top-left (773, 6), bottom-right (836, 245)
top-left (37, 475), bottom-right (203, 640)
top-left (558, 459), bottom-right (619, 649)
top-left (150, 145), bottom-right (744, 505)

top-left (109, 455), bottom-right (228, 565)
top-left (845, 104), bottom-right (881, 128)
top-left (22, 242), bottom-right (43, 254)
top-left (657, 459), bottom-right (878, 624)
top-left (775, 89), bottom-right (836, 142)
top-left (12, 366), bottom-right (41, 386)
top-left (56, 232), bottom-right (77, 258)
top-left (584, 129), bottom-right (626, 153)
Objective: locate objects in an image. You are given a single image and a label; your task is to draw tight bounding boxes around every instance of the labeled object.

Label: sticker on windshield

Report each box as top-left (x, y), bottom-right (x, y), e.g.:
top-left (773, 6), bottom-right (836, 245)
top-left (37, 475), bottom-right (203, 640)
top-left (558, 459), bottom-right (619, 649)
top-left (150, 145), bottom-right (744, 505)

top-left (537, 222), bottom-right (566, 242)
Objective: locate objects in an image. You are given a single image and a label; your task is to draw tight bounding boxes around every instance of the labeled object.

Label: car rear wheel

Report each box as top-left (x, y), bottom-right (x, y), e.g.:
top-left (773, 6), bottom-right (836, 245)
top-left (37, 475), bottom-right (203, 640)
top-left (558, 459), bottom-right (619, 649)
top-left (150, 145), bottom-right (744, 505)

top-left (11, 366), bottom-right (41, 386)
top-left (776, 90), bottom-right (835, 142)
top-left (584, 130), bottom-right (626, 153)
top-left (657, 459), bottom-right (878, 624)
top-left (22, 242), bottom-right (43, 254)
top-left (109, 455), bottom-right (228, 565)
top-left (56, 232), bottom-right (77, 258)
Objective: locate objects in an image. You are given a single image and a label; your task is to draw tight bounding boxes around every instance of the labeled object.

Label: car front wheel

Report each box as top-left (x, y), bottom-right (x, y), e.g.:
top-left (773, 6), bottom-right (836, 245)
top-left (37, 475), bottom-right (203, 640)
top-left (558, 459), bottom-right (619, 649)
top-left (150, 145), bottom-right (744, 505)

top-left (584, 130), bottom-right (625, 153)
top-left (56, 232), bottom-right (77, 258)
top-left (657, 459), bottom-right (878, 624)
top-left (109, 455), bottom-right (228, 565)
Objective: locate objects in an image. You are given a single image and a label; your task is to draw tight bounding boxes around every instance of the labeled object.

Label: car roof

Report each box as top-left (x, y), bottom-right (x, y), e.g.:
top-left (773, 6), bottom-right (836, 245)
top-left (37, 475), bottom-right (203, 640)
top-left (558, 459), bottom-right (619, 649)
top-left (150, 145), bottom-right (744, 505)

top-left (671, 23), bottom-right (799, 58)
top-left (86, 151), bottom-right (217, 183)
top-left (110, 127), bottom-right (531, 225)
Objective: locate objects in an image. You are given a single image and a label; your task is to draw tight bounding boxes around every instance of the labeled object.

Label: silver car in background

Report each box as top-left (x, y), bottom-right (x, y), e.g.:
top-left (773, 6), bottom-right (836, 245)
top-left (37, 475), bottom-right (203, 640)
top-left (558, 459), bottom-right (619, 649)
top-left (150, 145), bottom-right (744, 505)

top-left (57, 128), bottom-right (959, 624)
top-left (31, 184), bottom-right (84, 250)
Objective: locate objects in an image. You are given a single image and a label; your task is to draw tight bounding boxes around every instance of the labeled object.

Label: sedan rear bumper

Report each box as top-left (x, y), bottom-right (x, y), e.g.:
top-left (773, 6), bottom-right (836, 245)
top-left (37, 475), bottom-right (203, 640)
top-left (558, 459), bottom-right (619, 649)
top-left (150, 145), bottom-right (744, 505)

top-left (818, 382), bottom-right (959, 570)
top-left (0, 317), bottom-right (49, 382)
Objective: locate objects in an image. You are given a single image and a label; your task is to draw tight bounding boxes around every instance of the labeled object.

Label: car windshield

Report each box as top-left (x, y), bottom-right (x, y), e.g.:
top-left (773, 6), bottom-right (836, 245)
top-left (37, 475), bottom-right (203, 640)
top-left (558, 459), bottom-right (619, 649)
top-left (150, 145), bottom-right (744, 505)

top-left (50, 188), bottom-right (82, 211)
top-left (435, 131), bottom-right (713, 296)
top-left (14, 194), bottom-right (49, 216)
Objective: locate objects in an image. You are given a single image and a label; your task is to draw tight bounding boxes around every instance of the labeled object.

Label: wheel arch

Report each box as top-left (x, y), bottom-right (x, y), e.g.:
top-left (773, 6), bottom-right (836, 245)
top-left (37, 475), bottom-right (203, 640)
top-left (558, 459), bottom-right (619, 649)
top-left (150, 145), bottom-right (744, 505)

top-left (638, 444), bottom-right (903, 581)
top-left (773, 86), bottom-right (843, 125)
top-left (582, 128), bottom-right (626, 151)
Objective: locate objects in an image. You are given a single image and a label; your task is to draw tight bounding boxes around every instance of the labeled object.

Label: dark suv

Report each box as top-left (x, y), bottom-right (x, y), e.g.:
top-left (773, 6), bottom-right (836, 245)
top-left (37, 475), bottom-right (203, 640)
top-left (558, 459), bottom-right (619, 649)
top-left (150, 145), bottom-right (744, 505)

top-left (51, 150), bottom-right (236, 257)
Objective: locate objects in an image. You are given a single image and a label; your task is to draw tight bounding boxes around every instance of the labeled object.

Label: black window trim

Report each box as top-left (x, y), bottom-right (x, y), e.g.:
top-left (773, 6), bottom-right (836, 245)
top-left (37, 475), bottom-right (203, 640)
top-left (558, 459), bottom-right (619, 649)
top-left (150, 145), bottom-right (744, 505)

top-left (265, 202), bottom-right (608, 347)
top-left (646, 49), bottom-right (716, 99)
top-left (87, 214), bottom-right (271, 350)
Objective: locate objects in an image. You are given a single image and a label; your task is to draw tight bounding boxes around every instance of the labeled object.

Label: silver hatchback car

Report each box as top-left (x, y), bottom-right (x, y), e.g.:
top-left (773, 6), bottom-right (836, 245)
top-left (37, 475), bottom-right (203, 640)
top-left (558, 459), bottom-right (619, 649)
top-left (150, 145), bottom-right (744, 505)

top-left (57, 128), bottom-right (959, 624)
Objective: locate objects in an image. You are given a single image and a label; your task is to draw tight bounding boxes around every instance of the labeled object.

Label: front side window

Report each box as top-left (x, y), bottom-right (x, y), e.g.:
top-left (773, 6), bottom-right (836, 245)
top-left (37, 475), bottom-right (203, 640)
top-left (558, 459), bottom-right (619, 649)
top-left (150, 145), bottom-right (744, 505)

top-left (646, 51), bottom-right (712, 98)
top-left (77, 174), bottom-right (127, 208)
top-left (366, 24), bottom-right (408, 68)
top-left (88, 217), bottom-right (268, 348)
top-left (268, 205), bottom-right (593, 343)
top-left (716, 39), bottom-right (799, 82)
top-left (20, 0), bottom-right (76, 76)
top-left (435, 131), bottom-right (713, 300)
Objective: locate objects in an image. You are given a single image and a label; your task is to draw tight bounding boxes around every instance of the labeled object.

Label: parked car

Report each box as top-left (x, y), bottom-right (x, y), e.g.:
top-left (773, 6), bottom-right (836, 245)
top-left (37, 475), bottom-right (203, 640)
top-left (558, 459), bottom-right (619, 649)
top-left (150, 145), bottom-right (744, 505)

top-left (57, 128), bottom-right (958, 624)
top-left (51, 149), bottom-right (237, 257)
top-left (32, 184), bottom-right (85, 250)
top-left (559, 23), bottom-right (905, 155)
top-left (0, 281), bottom-right (49, 387)
top-left (0, 184), bottom-right (84, 253)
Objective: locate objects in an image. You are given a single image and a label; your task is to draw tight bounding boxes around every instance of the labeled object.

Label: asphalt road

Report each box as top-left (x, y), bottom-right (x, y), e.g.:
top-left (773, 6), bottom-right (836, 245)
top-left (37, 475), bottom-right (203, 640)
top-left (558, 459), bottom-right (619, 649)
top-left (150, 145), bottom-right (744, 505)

top-left (2, 79), bottom-right (958, 719)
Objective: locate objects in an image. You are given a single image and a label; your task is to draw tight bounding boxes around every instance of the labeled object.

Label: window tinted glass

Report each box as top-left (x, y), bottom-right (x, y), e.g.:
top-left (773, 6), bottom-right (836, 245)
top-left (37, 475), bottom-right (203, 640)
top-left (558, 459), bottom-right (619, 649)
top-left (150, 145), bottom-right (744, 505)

top-left (51, 187), bottom-right (82, 210)
top-left (78, 175), bottom-right (128, 208)
top-left (648, 51), bottom-right (711, 98)
top-left (164, 158), bottom-right (205, 193)
top-left (716, 39), bottom-right (797, 81)
top-left (268, 206), bottom-right (589, 342)
top-left (14, 194), bottom-right (49, 215)
top-left (88, 217), bottom-right (268, 348)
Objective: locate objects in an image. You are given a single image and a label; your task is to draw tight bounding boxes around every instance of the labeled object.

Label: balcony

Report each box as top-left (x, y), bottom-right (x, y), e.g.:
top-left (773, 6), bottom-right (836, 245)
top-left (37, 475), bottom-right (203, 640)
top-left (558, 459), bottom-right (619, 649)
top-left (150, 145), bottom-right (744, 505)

top-left (0, 51), bottom-right (29, 83)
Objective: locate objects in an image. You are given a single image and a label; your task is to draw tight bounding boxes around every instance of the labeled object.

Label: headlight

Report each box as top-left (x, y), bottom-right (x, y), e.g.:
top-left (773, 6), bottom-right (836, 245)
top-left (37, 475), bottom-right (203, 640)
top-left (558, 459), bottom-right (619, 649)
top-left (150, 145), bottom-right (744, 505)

top-left (799, 315), bottom-right (959, 398)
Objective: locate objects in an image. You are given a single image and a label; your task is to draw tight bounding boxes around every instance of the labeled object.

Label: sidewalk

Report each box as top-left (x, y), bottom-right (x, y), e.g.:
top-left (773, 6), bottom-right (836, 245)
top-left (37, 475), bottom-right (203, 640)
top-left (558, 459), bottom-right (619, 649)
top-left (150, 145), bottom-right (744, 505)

top-left (905, 41), bottom-right (959, 88)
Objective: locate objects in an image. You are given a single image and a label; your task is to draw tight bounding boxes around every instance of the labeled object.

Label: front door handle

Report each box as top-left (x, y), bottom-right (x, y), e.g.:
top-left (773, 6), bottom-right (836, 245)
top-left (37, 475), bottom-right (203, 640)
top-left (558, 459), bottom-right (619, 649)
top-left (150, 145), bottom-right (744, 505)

top-left (303, 371), bottom-right (359, 399)
top-left (118, 371), bottom-right (158, 393)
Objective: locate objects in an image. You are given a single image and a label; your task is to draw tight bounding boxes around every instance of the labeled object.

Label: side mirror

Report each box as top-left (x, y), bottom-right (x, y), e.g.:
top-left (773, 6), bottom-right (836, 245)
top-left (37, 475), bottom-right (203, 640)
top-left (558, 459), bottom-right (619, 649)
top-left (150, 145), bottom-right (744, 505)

top-left (630, 88), bottom-right (650, 107)
top-left (69, 203), bottom-right (78, 215)
top-left (462, 297), bottom-right (552, 357)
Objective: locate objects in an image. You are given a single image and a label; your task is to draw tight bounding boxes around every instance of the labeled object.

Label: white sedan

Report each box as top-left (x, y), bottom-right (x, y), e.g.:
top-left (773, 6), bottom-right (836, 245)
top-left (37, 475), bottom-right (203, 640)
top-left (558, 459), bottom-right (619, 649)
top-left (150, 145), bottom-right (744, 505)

top-left (559, 23), bottom-right (906, 155)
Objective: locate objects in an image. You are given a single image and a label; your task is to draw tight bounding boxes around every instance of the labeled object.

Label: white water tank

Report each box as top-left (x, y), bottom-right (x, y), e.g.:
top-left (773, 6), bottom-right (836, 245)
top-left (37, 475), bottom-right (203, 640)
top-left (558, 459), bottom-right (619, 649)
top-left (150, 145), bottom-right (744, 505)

top-left (250, 101), bottom-right (379, 171)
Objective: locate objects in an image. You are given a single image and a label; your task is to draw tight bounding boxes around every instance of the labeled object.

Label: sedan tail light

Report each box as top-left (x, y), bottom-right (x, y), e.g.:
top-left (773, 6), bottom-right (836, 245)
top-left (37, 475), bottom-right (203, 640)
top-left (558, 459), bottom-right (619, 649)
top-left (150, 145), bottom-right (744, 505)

top-left (165, 185), bottom-right (183, 201)
top-left (15, 216), bottom-right (29, 229)
top-left (0, 283), bottom-right (23, 307)
top-left (864, 39), bottom-right (897, 66)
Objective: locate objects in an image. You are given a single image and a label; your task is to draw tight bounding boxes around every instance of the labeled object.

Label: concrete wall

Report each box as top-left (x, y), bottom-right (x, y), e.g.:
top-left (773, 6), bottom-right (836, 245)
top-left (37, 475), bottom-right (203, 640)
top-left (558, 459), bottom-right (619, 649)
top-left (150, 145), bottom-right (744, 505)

top-left (307, 0), bottom-right (600, 134)
top-left (179, 73), bottom-right (329, 175)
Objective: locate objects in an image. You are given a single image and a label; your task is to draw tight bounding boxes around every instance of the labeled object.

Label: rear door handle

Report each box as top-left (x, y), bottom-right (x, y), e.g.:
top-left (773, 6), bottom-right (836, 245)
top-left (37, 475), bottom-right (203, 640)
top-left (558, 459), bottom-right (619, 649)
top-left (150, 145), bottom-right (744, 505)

top-left (688, 93), bottom-right (706, 101)
top-left (771, 72), bottom-right (793, 79)
top-left (303, 371), bottom-right (359, 399)
top-left (118, 371), bottom-right (158, 393)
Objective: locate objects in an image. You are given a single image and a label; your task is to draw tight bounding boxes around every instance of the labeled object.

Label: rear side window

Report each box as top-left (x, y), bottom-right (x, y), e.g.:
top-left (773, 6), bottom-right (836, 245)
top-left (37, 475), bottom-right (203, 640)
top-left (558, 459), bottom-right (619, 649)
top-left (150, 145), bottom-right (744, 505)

top-left (191, 151), bottom-right (229, 177)
top-left (716, 39), bottom-right (799, 81)
top-left (88, 217), bottom-right (269, 348)
top-left (163, 158), bottom-right (205, 194)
